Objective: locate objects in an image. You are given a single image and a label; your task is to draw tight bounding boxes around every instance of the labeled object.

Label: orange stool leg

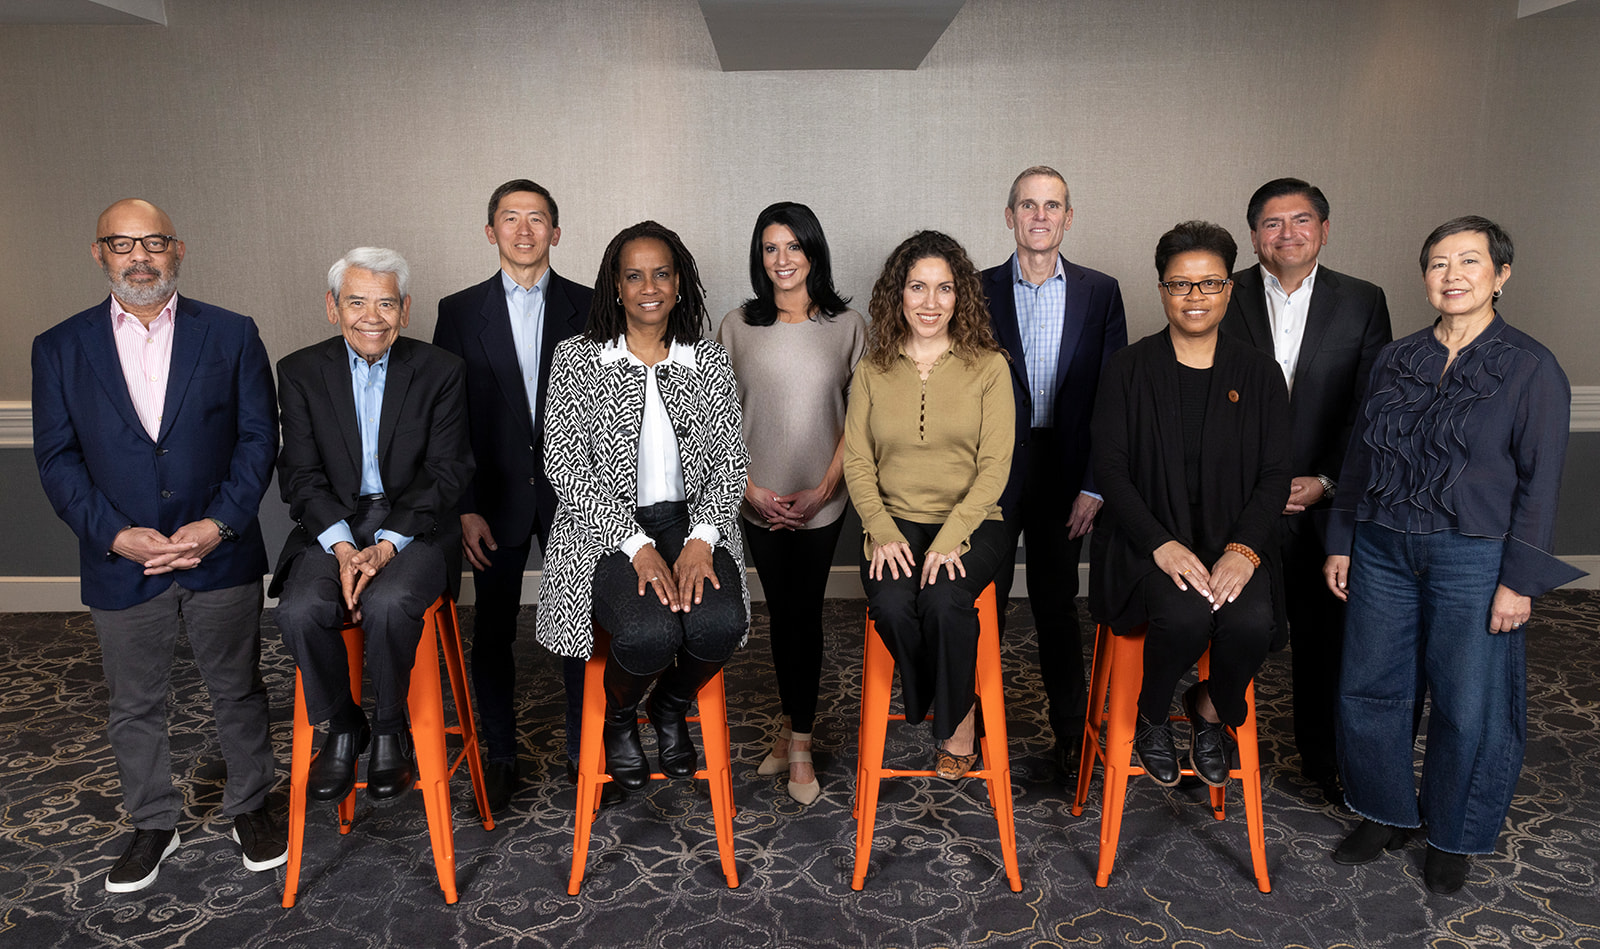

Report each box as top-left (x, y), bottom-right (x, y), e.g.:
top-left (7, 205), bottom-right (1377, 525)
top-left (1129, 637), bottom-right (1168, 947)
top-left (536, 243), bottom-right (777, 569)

top-left (282, 670), bottom-right (314, 909)
top-left (972, 586), bottom-right (1021, 891)
top-left (436, 600), bottom-right (493, 830)
top-left (694, 670), bottom-right (739, 888)
top-left (568, 629), bottom-right (612, 895)
top-left (1095, 630), bottom-right (1146, 887)
top-left (1073, 623), bottom-right (1116, 815)
top-left (851, 615), bottom-right (895, 890)
top-left (407, 604), bottom-right (458, 903)
top-left (1237, 679), bottom-right (1270, 892)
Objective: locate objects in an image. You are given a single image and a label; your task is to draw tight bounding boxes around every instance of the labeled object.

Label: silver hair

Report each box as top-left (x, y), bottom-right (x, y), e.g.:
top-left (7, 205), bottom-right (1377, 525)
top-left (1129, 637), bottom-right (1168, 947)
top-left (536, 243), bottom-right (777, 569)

top-left (328, 246), bottom-right (410, 300)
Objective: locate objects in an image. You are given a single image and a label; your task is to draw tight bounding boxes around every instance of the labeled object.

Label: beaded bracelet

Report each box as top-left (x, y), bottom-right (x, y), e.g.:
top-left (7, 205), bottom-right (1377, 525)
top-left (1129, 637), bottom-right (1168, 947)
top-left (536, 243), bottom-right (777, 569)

top-left (1224, 542), bottom-right (1260, 568)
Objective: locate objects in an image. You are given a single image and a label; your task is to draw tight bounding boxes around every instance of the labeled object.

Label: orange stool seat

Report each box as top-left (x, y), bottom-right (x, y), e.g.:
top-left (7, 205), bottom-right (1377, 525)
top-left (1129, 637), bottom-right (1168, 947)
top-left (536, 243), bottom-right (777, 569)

top-left (1072, 622), bottom-right (1270, 892)
top-left (852, 582), bottom-right (1021, 892)
top-left (568, 625), bottom-right (738, 895)
top-left (282, 595), bottom-right (493, 907)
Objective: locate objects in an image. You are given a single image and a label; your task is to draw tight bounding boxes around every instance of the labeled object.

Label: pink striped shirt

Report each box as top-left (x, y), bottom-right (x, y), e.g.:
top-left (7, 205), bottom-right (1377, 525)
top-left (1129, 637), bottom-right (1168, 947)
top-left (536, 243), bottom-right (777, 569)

top-left (111, 293), bottom-right (178, 439)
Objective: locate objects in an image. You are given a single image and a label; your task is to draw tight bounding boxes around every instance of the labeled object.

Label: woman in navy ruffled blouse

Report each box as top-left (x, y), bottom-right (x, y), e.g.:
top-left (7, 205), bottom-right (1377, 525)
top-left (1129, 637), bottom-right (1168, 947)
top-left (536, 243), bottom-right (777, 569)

top-left (1322, 216), bottom-right (1583, 895)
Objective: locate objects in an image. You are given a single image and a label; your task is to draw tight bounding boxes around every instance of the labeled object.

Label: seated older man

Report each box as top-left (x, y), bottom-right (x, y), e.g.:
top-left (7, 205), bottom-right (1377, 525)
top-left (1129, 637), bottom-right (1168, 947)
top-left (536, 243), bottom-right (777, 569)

top-left (271, 247), bottom-right (472, 802)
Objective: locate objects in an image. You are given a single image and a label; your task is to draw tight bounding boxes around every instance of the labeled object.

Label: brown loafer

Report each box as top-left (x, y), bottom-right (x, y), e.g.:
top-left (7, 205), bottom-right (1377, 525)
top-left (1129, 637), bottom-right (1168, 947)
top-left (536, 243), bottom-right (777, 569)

top-left (935, 748), bottom-right (979, 780)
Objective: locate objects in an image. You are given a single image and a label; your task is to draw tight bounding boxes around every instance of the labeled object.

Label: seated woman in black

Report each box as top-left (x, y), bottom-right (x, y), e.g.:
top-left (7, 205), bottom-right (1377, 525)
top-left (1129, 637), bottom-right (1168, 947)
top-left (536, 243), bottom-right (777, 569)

top-left (1088, 221), bottom-right (1290, 786)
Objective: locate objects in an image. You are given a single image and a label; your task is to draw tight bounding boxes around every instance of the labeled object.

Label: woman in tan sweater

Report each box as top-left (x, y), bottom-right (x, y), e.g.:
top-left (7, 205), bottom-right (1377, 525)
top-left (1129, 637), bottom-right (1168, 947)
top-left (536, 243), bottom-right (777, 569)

top-left (843, 230), bottom-right (1014, 779)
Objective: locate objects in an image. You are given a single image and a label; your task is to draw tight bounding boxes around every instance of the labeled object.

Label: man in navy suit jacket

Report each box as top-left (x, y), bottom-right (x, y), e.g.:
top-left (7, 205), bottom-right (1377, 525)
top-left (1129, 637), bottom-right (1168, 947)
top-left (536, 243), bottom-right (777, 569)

top-left (32, 199), bottom-right (283, 893)
top-left (983, 167), bottom-right (1127, 780)
top-left (433, 179), bottom-right (594, 811)
top-left (1220, 178), bottom-right (1391, 802)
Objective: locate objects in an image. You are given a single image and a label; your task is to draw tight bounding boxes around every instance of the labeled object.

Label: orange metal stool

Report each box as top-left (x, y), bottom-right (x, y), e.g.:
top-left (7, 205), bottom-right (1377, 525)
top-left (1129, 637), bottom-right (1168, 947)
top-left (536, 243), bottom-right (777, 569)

top-left (283, 595), bottom-right (493, 908)
top-left (852, 582), bottom-right (1021, 892)
top-left (568, 625), bottom-right (738, 895)
top-left (1072, 622), bottom-right (1270, 892)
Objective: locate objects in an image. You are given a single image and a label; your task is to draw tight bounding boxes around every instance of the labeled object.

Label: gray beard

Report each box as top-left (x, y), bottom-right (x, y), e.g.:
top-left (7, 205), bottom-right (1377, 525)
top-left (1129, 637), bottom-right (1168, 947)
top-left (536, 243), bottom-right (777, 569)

top-left (107, 260), bottom-right (180, 309)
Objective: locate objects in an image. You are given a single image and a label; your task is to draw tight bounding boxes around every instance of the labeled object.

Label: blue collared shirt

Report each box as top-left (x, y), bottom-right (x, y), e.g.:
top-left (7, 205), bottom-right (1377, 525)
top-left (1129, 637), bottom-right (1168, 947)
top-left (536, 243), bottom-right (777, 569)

top-left (1012, 254), bottom-right (1067, 428)
top-left (503, 268), bottom-right (550, 426)
top-left (315, 341), bottom-right (412, 554)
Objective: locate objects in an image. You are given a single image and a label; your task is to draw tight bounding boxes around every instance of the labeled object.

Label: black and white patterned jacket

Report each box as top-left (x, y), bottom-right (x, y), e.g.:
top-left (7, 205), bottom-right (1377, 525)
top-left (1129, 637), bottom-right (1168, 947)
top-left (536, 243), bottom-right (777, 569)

top-left (536, 334), bottom-right (751, 658)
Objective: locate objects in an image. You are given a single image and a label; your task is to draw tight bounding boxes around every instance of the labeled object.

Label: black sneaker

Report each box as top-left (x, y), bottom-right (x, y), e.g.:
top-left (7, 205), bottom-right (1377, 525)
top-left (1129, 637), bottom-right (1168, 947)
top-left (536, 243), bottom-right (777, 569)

top-left (231, 807), bottom-right (288, 872)
top-left (105, 827), bottom-right (181, 893)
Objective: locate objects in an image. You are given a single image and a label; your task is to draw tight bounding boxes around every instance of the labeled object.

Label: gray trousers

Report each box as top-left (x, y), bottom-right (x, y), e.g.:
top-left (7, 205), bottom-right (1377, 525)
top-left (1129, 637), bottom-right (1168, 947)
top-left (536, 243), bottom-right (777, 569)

top-left (90, 580), bottom-right (274, 830)
top-left (275, 500), bottom-right (446, 732)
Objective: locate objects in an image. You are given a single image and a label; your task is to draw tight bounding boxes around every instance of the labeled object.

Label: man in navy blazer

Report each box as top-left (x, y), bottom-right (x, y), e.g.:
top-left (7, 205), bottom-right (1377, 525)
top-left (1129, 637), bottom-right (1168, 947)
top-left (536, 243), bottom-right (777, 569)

top-left (1220, 178), bottom-right (1391, 802)
top-left (433, 179), bottom-right (595, 810)
top-left (272, 247), bottom-right (472, 805)
top-left (32, 198), bottom-right (283, 893)
top-left (984, 167), bottom-right (1127, 780)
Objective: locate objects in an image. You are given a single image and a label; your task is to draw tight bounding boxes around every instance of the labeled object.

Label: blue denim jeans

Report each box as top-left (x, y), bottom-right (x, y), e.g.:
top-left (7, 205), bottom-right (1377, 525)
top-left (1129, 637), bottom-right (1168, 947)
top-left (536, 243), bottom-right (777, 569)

top-left (1338, 522), bottom-right (1526, 854)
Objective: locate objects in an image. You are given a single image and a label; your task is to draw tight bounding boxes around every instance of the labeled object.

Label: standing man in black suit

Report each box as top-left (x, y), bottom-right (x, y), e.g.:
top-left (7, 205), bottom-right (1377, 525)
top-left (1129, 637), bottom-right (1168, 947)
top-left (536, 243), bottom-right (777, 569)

top-left (273, 247), bottom-right (472, 805)
top-left (1220, 178), bottom-right (1391, 802)
top-left (433, 180), bottom-right (594, 811)
top-left (984, 166), bottom-right (1128, 780)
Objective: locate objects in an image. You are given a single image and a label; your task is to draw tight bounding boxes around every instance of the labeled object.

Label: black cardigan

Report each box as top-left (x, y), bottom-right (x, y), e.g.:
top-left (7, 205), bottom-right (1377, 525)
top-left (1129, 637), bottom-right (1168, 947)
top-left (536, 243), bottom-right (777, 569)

top-left (1088, 329), bottom-right (1291, 644)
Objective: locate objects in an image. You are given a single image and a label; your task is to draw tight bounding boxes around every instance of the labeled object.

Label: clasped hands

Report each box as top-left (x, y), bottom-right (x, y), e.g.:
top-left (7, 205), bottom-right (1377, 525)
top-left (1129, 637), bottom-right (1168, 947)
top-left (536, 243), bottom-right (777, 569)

top-left (333, 539), bottom-right (397, 621)
top-left (868, 540), bottom-right (966, 588)
top-left (113, 520), bottom-right (222, 576)
top-left (1153, 540), bottom-right (1254, 611)
top-left (632, 538), bottom-right (719, 612)
top-left (745, 482), bottom-right (829, 531)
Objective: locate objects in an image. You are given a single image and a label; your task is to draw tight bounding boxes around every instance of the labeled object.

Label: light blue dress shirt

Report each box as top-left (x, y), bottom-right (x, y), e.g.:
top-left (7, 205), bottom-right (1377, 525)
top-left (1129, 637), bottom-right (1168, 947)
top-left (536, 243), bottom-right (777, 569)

top-left (1012, 254), bottom-right (1067, 429)
top-left (315, 342), bottom-right (413, 554)
top-left (503, 268), bottom-right (550, 427)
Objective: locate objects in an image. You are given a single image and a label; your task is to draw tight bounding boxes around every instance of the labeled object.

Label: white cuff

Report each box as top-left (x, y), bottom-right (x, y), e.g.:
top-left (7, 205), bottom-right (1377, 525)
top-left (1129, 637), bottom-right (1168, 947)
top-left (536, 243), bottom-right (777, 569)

top-left (688, 524), bottom-right (721, 547)
top-left (620, 532), bottom-right (652, 559)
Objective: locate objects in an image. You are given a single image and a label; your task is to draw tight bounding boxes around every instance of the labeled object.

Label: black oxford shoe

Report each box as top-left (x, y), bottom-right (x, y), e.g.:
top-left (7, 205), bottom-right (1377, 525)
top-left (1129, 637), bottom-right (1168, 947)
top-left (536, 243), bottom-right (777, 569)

top-left (1133, 715), bottom-right (1181, 786)
top-left (366, 732), bottom-right (414, 800)
top-left (307, 725), bottom-right (369, 802)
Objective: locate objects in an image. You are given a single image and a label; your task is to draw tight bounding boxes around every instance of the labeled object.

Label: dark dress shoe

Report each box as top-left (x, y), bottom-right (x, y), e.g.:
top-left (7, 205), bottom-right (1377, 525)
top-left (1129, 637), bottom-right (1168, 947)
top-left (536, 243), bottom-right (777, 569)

top-left (647, 654), bottom-right (722, 779)
top-left (307, 725), bottom-right (369, 801)
top-left (366, 732), bottom-right (414, 800)
top-left (567, 759), bottom-right (625, 806)
top-left (1133, 714), bottom-right (1181, 786)
top-left (1332, 819), bottom-right (1408, 865)
top-left (484, 759), bottom-right (519, 812)
top-left (1424, 845), bottom-right (1470, 894)
top-left (1182, 684), bottom-right (1230, 787)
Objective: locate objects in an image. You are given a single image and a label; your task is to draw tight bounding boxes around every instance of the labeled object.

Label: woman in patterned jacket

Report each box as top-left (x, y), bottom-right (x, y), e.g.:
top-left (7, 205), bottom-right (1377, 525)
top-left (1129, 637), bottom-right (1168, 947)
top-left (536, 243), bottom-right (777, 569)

top-left (537, 221), bottom-right (750, 791)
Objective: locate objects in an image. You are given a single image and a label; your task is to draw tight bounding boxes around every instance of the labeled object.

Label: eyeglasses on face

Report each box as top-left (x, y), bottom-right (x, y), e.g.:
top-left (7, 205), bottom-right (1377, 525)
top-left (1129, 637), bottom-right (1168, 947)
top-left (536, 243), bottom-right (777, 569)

top-left (1158, 278), bottom-right (1230, 296)
top-left (98, 234), bottom-right (177, 254)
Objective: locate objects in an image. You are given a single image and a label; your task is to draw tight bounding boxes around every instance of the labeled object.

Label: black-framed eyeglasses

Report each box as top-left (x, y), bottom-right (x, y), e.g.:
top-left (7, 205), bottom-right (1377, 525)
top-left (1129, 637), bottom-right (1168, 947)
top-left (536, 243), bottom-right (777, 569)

top-left (1158, 278), bottom-right (1230, 296)
top-left (98, 234), bottom-right (177, 254)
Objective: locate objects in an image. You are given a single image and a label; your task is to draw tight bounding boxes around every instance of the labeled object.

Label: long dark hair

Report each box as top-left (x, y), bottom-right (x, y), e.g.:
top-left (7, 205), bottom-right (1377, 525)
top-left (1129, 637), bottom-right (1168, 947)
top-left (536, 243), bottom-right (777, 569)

top-left (586, 221), bottom-right (708, 346)
top-left (864, 230), bottom-right (1000, 372)
top-left (740, 201), bottom-right (851, 326)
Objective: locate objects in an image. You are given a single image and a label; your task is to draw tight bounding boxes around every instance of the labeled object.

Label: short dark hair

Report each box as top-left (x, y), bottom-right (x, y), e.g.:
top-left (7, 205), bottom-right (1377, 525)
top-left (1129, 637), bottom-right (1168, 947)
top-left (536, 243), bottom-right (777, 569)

top-left (1419, 215), bottom-right (1514, 273)
top-left (586, 221), bottom-right (707, 347)
top-left (485, 179), bottom-right (559, 228)
top-left (1155, 221), bottom-right (1238, 276)
top-left (739, 201), bottom-right (852, 327)
top-left (1245, 177), bottom-right (1329, 231)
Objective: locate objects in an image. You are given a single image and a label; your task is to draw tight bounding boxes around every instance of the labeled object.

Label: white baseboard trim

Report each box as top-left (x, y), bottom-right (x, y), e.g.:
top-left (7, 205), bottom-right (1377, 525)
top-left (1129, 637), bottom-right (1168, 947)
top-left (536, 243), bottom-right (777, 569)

top-left (9, 558), bottom-right (1599, 612)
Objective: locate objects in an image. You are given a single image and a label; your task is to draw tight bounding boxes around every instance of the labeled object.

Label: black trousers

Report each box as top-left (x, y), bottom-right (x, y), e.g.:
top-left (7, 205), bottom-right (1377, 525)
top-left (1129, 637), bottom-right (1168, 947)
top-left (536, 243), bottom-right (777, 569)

top-left (861, 518), bottom-right (1010, 741)
top-left (591, 501), bottom-right (746, 675)
top-left (468, 534), bottom-right (588, 764)
top-left (745, 516), bottom-right (846, 733)
top-left (1133, 558), bottom-right (1274, 728)
top-left (1281, 524), bottom-right (1347, 779)
top-left (992, 429), bottom-right (1087, 745)
top-left (277, 499), bottom-right (446, 733)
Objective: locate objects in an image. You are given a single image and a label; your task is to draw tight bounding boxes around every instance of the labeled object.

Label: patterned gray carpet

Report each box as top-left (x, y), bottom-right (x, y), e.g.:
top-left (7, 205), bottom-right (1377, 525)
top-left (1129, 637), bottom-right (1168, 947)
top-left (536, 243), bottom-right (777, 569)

top-left (2, 594), bottom-right (1598, 948)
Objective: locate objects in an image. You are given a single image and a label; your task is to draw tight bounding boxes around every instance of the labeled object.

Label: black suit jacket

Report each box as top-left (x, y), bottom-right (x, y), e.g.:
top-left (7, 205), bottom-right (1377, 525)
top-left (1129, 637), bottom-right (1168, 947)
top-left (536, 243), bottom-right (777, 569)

top-left (269, 335), bottom-right (473, 598)
top-left (1220, 264), bottom-right (1391, 547)
top-left (983, 254), bottom-right (1128, 514)
top-left (433, 269), bottom-right (591, 548)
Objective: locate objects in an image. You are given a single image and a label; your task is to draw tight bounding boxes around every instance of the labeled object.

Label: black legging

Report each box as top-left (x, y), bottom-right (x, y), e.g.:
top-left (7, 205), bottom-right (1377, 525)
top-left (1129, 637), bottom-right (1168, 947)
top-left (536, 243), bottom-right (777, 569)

top-left (745, 516), bottom-right (846, 733)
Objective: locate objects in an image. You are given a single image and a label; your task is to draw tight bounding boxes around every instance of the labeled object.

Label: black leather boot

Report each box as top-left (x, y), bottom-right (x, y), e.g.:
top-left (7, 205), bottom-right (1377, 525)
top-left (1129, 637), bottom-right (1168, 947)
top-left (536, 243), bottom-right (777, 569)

top-left (646, 652), bottom-right (724, 778)
top-left (603, 659), bottom-right (656, 791)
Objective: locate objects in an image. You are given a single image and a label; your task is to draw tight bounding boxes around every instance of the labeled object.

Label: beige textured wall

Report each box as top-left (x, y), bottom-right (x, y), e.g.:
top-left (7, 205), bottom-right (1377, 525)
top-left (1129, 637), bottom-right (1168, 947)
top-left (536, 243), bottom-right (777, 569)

top-left (2, 0), bottom-right (1595, 397)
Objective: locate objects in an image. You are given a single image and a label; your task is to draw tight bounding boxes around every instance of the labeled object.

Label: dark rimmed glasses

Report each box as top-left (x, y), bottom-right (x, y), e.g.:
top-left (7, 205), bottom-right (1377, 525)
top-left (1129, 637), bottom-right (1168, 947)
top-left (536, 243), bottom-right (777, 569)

top-left (98, 234), bottom-right (178, 254)
top-left (1158, 278), bottom-right (1230, 296)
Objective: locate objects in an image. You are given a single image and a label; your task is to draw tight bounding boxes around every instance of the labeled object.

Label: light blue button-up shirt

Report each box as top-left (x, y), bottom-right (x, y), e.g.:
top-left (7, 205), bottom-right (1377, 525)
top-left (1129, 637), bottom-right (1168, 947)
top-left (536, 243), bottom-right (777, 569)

top-left (315, 342), bottom-right (413, 554)
top-left (503, 268), bottom-right (550, 426)
top-left (1012, 254), bottom-right (1067, 429)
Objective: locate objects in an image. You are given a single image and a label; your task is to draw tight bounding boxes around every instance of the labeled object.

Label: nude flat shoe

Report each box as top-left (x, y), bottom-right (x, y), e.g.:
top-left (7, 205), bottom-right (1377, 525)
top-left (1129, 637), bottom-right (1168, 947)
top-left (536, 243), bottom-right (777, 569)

top-left (757, 726), bottom-right (792, 775)
top-left (785, 732), bottom-right (820, 805)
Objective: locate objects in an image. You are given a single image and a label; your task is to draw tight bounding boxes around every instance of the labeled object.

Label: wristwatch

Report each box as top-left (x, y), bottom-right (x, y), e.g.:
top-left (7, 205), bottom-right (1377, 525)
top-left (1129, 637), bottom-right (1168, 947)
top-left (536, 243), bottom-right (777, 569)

top-left (1315, 475), bottom-right (1337, 500)
top-left (208, 517), bottom-right (239, 542)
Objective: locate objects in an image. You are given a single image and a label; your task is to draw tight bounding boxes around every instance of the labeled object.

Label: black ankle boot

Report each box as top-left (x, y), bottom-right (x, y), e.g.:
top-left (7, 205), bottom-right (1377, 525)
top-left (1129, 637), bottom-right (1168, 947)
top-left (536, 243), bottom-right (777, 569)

top-left (602, 660), bottom-right (656, 791)
top-left (646, 652), bottom-right (724, 778)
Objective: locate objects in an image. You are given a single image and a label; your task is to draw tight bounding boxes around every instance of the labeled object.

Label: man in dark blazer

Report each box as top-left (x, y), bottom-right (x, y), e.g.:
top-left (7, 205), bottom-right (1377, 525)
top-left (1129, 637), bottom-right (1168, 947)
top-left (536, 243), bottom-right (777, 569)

top-left (272, 247), bottom-right (472, 805)
top-left (32, 198), bottom-right (283, 892)
top-left (984, 166), bottom-right (1128, 779)
top-left (1220, 177), bottom-right (1391, 802)
top-left (433, 179), bottom-right (596, 811)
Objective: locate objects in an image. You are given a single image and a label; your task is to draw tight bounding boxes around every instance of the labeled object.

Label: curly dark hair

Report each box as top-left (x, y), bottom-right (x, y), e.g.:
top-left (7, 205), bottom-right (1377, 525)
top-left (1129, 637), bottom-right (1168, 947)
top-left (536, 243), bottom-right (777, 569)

top-left (586, 221), bottom-right (708, 346)
top-left (864, 230), bottom-right (1000, 372)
